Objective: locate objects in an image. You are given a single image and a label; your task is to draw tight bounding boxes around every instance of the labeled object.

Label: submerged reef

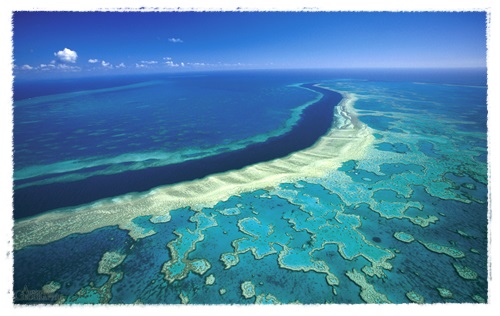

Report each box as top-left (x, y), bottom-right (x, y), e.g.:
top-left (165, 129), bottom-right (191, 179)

top-left (406, 291), bottom-right (425, 304)
top-left (452, 263), bottom-right (478, 280)
top-left (346, 269), bottom-right (391, 303)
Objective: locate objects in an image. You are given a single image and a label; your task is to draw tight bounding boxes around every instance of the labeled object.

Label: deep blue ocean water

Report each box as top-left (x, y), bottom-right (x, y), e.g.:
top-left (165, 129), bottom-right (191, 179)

top-left (13, 69), bottom-right (488, 304)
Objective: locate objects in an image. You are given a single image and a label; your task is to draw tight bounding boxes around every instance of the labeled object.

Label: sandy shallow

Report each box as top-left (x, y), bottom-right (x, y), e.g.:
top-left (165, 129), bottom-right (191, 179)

top-left (14, 88), bottom-right (374, 250)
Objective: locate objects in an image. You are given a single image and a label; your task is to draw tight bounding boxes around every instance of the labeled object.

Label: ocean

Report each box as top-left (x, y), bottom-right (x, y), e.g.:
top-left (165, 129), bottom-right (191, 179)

top-left (12, 69), bottom-right (488, 304)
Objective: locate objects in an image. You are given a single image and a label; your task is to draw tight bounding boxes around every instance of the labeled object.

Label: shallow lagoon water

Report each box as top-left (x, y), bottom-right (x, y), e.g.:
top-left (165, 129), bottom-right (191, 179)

top-left (12, 69), bottom-right (488, 304)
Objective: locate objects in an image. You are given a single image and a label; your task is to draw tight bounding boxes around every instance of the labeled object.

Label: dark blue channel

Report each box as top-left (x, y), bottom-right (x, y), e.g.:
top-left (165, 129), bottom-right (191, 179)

top-left (13, 84), bottom-right (342, 219)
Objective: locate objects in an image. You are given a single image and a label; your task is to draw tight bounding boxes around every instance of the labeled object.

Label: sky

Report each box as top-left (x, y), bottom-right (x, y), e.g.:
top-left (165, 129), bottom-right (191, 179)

top-left (12, 11), bottom-right (487, 77)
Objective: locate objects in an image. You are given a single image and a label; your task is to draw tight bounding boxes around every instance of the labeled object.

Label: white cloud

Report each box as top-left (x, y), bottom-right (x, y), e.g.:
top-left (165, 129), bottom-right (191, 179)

top-left (56, 64), bottom-right (81, 71)
top-left (101, 60), bottom-right (112, 68)
top-left (54, 48), bottom-right (78, 63)
top-left (163, 57), bottom-right (172, 61)
top-left (21, 64), bottom-right (33, 70)
top-left (140, 60), bottom-right (158, 64)
top-left (135, 63), bottom-right (147, 68)
top-left (164, 60), bottom-right (179, 67)
top-left (40, 63), bottom-right (56, 70)
top-left (116, 63), bottom-right (126, 68)
top-left (168, 38), bottom-right (183, 43)
top-left (181, 61), bottom-right (247, 69)
top-left (187, 62), bottom-right (206, 67)
top-left (88, 59), bottom-right (99, 63)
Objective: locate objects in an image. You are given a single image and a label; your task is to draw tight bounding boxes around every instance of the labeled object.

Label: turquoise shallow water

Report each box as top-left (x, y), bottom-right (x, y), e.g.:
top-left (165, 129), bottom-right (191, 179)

top-left (13, 70), bottom-right (488, 304)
